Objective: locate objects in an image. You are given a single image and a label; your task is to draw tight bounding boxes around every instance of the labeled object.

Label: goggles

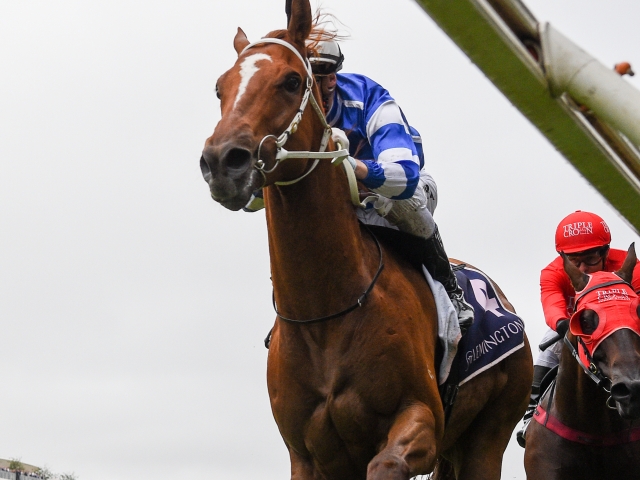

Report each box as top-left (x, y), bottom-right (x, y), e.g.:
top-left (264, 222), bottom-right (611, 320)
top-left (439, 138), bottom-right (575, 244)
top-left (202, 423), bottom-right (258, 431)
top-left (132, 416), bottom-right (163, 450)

top-left (565, 246), bottom-right (608, 268)
top-left (311, 63), bottom-right (337, 76)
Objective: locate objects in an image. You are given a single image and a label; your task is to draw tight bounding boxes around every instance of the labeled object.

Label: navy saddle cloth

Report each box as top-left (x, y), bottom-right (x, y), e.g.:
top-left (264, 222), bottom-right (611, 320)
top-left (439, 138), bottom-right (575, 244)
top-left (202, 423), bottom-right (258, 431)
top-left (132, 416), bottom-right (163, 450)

top-left (454, 266), bottom-right (525, 385)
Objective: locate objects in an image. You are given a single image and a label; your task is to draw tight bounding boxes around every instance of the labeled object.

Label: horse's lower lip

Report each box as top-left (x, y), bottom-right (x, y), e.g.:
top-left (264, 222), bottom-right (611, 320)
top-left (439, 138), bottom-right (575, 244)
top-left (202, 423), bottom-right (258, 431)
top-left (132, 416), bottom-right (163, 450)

top-left (211, 192), bottom-right (247, 211)
top-left (618, 404), bottom-right (640, 420)
top-left (219, 199), bottom-right (246, 211)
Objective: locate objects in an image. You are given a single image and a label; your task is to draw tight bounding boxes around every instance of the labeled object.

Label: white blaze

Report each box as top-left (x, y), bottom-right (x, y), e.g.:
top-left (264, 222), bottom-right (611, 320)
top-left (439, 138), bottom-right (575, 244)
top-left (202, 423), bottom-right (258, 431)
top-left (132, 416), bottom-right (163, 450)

top-left (234, 53), bottom-right (272, 110)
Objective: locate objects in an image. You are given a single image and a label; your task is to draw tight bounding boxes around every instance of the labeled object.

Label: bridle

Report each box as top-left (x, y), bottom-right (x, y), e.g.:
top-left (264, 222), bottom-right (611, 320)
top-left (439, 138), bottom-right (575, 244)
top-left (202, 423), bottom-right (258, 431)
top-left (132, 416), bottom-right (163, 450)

top-left (563, 335), bottom-right (613, 400)
top-left (240, 38), bottom-right (349, 186)
top-left (535, 326), bottom-right (640, 445)
top-left (563, 278), bottom-right (636, 407)
top-left (238, 37), bottom-right (380, 209)
top-left (534, 276), bottom-right (640, 443)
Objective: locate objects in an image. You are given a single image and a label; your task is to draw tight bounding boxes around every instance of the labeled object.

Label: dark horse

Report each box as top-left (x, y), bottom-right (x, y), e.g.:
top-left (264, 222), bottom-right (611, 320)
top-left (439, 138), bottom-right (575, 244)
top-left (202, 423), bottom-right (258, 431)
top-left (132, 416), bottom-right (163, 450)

top-left (200, 0), bottom-right (532, 477)
top-left (525, 245), bottom-right (640, 479)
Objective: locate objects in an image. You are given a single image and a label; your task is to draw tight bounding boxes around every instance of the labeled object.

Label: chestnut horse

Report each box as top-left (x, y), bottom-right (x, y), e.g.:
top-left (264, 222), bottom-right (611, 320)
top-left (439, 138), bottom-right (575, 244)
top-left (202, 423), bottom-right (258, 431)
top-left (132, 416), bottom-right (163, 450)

top-left (200, 0), bottom-right (532, 478)
top-left (525, 245), bottom-right (640, 480)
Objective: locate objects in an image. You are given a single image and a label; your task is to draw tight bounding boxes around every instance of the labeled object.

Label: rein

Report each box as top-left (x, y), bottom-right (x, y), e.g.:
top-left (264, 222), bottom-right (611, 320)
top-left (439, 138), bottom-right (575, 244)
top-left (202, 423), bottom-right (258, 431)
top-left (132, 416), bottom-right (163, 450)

top-left (273, 225), bottom-right (385, 324)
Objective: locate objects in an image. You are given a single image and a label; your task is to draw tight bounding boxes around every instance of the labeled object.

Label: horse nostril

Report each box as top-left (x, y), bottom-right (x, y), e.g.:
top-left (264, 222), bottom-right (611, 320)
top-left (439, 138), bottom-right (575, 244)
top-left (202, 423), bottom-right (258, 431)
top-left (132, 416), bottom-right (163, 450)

top-left (611, 382), bottom-right (632, 400)
top-left (224, 147), bottom-right (252, 175)
top-left (200, 155), bottom-right (212, 183)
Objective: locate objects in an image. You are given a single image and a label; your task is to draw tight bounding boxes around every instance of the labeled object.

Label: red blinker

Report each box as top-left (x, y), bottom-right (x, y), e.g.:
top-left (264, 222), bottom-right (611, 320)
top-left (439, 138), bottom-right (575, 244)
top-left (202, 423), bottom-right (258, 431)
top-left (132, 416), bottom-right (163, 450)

top-left (569, 271), bottom-right (640, 366)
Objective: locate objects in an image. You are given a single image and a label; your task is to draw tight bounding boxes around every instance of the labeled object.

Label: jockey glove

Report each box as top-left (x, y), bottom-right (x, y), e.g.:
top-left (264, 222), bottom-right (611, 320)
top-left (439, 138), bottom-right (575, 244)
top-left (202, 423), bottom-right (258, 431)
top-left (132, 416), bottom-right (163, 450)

top-left (556, 319), bottom-right (570, 337)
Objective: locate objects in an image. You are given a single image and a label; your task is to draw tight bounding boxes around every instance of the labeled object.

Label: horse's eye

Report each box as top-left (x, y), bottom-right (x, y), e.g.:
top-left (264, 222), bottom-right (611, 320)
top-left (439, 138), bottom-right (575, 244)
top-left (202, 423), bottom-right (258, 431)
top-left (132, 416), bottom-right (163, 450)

top-left (284, 76), bottom-right (301, 93)
top-left (580, 309), bottom-right (599, 335)
top-left (215, 85), bottom-right (221, 99)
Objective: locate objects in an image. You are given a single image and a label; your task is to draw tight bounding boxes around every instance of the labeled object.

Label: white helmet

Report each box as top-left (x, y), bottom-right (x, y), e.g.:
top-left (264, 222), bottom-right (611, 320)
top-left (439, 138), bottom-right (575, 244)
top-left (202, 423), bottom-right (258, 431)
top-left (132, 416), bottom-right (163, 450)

top-left (308, 40), bottom-right (344, 75)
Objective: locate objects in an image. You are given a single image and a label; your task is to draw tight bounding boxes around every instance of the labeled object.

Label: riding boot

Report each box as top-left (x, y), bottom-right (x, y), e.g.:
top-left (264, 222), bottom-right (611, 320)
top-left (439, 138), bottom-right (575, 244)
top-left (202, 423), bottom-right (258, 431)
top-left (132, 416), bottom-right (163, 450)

top-left (516, 365), bottom-right (552, 448)
top-left (422, 226), bottom-right (475, 333)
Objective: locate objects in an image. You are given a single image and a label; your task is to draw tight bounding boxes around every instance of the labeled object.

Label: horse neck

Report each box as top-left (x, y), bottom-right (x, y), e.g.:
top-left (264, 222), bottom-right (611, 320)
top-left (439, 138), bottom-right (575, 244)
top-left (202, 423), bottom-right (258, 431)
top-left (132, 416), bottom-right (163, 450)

top-left (554, 341), bottom-right (627, 433)
top-left (264, 116), bottom-right (373, 321)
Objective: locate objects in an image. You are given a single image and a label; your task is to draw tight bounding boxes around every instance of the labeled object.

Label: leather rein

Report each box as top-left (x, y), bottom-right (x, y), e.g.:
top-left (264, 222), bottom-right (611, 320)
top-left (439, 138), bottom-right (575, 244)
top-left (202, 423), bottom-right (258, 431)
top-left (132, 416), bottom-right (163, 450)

top-left (241, 38), bottom-right (386, 324)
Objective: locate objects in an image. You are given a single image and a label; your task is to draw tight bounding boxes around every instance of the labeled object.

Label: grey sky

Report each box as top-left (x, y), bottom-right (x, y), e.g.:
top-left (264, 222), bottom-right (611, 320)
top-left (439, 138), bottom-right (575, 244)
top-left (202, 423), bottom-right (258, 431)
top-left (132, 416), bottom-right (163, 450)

top-left (0, 0), bottom-right (638, 478)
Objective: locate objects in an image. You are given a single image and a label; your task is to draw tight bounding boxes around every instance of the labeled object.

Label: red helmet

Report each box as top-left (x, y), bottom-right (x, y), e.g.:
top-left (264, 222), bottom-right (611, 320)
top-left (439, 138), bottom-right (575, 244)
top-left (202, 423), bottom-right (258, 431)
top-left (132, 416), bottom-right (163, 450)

top-left (555, 211), bottom-right (611, 253)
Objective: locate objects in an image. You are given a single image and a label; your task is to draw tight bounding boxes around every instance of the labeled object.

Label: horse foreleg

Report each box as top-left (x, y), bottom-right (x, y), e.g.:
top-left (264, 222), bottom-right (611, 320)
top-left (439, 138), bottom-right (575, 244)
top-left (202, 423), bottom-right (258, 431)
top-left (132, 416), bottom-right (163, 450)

top-left (288, 447), bottom-right (315, 480)
top-left (367, 403), bottom-right (441, 480)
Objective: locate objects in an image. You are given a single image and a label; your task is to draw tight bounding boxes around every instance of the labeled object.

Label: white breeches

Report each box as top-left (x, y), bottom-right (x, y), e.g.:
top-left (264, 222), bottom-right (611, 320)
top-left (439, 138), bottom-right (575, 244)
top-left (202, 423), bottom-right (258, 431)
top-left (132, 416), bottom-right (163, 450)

top-left (356, 171), bottom-right (438, 240)
top-left (534, 327), bottom-right (562, 368)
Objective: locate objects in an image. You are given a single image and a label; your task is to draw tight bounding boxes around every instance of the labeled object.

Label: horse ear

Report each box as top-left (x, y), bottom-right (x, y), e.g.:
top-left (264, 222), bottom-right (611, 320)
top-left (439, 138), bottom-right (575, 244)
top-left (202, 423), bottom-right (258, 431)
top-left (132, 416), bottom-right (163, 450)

top-left (562, 253), bottom-right (590, 291)
top-left (616, 243), bottom-right (637, 284)
top-left (286, 0), bottom-right (312, 48)
top-left (234, 27), bottom-right (250, 55)
top-left (285, 0), bottom-right (292, 25)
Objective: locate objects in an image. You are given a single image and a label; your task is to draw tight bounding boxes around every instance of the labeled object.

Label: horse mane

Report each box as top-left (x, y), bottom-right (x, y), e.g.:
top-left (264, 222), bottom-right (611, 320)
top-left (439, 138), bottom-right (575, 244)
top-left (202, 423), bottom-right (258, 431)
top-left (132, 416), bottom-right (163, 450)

top-left (265, 10), bottom-right (348, 57)
top-left (308, 11), bottom-right (348, 50)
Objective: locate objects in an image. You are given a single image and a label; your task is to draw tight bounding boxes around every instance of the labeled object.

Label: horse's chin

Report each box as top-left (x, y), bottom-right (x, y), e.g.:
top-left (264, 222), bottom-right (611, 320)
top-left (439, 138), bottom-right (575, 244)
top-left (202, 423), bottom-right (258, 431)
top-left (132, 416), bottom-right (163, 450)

top-left (615, 402), bottom-right (640, 420)
top-left (208, 169), bottom-right (262, 211)
top-left (216, 195), bottom-right (250, 211)
top-left (209, 186), bottom-right (252, 211)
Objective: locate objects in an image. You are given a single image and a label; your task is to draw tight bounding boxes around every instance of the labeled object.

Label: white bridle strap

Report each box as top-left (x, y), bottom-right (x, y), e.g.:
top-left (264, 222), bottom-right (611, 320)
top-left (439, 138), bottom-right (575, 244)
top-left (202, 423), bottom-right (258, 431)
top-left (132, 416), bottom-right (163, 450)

top-left (241, 38), bottom-right (317, 149)
top-left (240, 38), bottom-right (356, 192)
top-left (241, 37), bottom-right (312, 78)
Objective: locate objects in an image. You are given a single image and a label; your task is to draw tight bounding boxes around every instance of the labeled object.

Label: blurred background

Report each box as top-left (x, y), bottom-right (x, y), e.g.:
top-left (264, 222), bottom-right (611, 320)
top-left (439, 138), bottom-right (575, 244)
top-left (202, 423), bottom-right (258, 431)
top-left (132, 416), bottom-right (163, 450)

top-left (0, 0), bottom-right (638, 478)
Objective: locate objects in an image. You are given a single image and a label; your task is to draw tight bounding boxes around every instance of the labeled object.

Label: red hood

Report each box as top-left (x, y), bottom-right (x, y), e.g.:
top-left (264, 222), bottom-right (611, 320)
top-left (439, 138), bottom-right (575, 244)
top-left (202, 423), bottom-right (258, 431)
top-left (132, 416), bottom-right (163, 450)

top-left (570, 271), bottom-right (640, 366)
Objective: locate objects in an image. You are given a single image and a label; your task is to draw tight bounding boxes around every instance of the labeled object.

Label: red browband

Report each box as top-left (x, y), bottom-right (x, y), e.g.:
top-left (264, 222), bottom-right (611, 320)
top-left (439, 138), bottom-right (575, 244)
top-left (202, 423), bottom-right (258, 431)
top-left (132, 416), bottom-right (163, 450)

top-left (533, 405), bottom-right (640, 446)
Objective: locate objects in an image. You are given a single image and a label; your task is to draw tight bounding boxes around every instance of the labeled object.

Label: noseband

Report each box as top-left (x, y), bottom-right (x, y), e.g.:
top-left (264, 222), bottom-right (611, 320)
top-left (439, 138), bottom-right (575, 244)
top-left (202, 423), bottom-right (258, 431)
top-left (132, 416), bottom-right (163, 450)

top-left (239, 38), bottom-right (349, 186)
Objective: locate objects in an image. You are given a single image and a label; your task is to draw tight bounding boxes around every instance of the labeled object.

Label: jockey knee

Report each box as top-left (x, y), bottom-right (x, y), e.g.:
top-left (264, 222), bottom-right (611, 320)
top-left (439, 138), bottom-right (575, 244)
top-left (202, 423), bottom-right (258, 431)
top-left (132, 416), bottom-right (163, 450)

top-left (419, 172), bottom-right (438, 215)
top-left (535, 329), bottom-right (562, 369)
top-left (382, 189), bottom-right (436, 240)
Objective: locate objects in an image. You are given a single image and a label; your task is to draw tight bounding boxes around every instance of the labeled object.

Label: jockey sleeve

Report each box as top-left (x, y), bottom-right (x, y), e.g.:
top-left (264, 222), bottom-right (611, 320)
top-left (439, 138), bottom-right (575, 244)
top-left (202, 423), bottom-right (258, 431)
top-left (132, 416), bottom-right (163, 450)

top-left (540, 248), bottom-right (640, 331)
top-left (326, 73), bottom-right (424, 200)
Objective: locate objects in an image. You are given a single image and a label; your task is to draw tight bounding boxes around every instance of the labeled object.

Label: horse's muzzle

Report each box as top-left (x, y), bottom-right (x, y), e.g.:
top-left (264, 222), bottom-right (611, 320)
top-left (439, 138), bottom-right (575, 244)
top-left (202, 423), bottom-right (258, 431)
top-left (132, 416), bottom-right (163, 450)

top-left (610, 379), bottom-right (640, 419)
top-left (200, 142), bottom-right (258, 211)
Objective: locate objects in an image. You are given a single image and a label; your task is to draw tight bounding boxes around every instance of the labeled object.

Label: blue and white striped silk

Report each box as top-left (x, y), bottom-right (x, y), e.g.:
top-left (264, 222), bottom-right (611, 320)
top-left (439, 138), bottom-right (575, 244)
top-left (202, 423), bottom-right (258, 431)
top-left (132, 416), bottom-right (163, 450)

top-left (326, 73), bottom-right (424, 200)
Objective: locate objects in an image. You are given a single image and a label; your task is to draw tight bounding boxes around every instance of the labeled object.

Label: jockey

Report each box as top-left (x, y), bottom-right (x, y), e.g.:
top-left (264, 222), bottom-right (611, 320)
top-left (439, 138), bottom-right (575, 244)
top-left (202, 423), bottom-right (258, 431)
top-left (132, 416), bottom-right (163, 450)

top-left (246, 39), bottom-right (474, 329)
top-left (516, 210), bottom-right (640, 447)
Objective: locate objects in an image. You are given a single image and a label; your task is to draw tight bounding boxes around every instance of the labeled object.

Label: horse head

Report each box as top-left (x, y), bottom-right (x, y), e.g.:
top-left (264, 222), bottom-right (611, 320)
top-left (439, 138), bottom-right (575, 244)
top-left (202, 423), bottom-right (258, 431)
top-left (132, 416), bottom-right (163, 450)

top-left (200, 0), bottom-right (323, 211)
top-left (564, 244), bottom-right (640, 419)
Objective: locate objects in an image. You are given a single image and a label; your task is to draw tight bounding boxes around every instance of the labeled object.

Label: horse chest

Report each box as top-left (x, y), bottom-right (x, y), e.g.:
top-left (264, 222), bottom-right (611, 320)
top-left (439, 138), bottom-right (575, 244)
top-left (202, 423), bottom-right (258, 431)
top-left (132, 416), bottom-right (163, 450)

top-left (270, 354), bottom-right (406, 455)
top-left (280, 384), bottom-right (396, 465)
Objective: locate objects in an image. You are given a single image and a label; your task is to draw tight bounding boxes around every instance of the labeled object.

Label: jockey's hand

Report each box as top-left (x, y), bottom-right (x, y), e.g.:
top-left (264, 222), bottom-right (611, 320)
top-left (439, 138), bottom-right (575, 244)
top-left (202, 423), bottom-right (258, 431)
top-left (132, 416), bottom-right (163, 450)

top-left (331, 127), bottom-right (350, 152)
top-left (359, 191), bottom-right (371, 201)
top-left (555, 319), bottom-right (569, 337)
